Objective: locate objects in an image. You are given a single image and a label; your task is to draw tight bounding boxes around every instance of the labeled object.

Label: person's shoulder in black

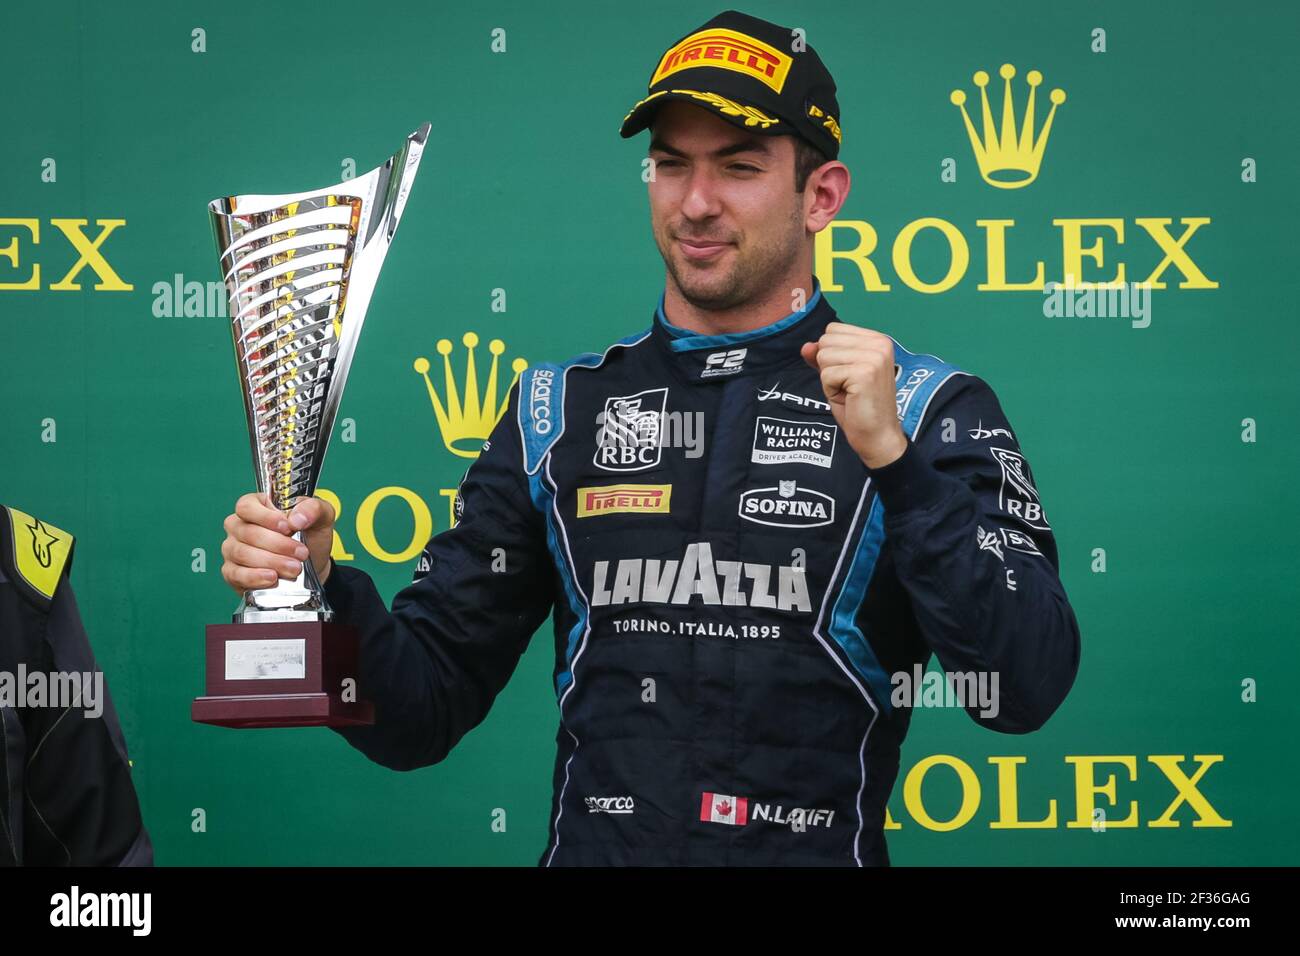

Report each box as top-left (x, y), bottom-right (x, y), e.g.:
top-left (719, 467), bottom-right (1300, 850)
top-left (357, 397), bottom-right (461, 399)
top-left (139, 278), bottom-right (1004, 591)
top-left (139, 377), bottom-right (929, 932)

top-left (0, 504), bottom-right (153, 866)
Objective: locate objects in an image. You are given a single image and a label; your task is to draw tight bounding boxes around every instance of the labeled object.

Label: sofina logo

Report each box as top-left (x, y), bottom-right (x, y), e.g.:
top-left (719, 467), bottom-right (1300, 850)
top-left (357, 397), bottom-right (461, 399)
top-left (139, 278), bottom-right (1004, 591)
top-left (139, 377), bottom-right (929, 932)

top-left (739, 481), bottom-right (835, 528)
top-left (950, 64), bottom-right (1065, 190)
top-left (413, 333), bottom-right (527, 459)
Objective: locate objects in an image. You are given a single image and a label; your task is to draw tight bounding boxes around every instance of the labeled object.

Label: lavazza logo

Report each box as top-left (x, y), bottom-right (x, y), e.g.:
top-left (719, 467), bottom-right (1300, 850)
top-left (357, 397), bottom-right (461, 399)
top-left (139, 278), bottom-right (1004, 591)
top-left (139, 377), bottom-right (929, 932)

top-left (740, 479), bottom-right (835, 528)
top-left (590, 541), bottom-right (812, 613)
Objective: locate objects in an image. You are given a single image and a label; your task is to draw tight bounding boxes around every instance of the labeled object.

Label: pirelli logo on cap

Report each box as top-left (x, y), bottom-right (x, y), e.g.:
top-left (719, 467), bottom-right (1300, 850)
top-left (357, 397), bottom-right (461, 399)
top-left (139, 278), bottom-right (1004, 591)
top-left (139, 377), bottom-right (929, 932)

top-left (577, 484), bottom-right (672, 518)
top-left (651, 28), bottom-right (792, 93)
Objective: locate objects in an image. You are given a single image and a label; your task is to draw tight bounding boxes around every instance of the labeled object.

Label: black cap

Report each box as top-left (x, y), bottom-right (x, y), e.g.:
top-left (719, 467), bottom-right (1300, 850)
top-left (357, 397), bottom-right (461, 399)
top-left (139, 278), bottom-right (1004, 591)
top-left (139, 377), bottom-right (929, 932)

top-left (619, 10), bottom-right (842, 161)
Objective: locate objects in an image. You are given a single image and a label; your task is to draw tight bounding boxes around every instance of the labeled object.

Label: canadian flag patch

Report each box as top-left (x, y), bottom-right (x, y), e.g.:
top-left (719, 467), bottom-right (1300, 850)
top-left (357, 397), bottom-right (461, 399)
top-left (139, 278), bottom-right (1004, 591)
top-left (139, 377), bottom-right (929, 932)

top-left (700, 792), bottom-right (749, 825)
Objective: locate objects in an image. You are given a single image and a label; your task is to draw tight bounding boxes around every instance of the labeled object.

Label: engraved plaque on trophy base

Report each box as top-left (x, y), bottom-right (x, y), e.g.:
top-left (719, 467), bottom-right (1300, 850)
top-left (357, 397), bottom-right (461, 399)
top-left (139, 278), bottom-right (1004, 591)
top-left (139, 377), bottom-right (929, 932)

top-left (192, 622), bottom-right (374, 728)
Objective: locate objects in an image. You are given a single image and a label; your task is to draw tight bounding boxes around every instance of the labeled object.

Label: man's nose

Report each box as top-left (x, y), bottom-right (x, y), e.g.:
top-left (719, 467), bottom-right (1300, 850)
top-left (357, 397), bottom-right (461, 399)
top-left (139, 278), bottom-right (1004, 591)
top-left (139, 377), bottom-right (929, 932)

top-left (678, 167), bottom-right (723, 221)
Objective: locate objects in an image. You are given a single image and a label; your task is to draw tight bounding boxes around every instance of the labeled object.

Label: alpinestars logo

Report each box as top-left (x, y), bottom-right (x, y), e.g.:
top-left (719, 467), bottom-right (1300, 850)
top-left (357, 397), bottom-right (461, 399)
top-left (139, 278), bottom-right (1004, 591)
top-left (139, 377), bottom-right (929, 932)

top-left (977, 525), bottom-right (1005, 561)
top-left (594, 388), bottom-right (668, 471)
top-left (702, 348), bottom-right (746, 378)
top-left (590, 541), bottom-right (812, 612)
top-left (990, 447), bottom-right (1050, 530)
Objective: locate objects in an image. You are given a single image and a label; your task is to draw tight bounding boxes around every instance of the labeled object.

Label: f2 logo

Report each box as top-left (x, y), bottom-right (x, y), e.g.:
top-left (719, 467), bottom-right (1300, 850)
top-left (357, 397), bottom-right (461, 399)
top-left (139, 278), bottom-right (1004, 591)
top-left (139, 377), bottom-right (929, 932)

top-left (702, 348), bottom-right (747, 379)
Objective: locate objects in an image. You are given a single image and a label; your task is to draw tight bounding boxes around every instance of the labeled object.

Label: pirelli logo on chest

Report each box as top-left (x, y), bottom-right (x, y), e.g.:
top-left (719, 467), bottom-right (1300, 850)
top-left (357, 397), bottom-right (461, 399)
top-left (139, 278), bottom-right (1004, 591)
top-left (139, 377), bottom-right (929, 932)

top-left (577, 484), bottom-right (672, 518)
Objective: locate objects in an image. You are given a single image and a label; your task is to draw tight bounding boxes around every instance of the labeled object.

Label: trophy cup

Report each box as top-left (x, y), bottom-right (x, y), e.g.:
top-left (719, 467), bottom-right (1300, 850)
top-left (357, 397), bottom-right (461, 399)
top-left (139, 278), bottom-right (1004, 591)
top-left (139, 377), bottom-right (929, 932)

top-left (192, 123), bottom-right (430, 728)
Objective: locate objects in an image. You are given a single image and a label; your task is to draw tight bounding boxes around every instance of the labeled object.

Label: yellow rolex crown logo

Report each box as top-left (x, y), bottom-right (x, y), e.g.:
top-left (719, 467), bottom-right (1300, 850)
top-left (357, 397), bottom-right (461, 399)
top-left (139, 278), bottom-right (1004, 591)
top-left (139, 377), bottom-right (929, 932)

top-left (414, 332), bottom-right (527, 459)
top-left (950, 63), bottom-right (1065, 190)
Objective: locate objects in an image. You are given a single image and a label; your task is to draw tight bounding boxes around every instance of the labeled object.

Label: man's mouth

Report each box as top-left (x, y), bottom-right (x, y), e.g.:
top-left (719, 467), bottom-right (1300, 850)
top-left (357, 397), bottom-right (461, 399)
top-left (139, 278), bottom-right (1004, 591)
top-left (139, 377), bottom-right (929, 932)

top-left (677, 237), bottom-right (731, 261)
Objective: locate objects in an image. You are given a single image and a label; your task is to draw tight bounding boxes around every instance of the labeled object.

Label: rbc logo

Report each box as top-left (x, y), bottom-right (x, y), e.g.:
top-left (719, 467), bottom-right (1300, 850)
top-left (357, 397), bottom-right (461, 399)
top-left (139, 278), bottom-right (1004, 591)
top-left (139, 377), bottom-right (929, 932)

top-left (594, 388), bottom-right (669, 472)
top-left (990, 447), bottom-right (1051, 531)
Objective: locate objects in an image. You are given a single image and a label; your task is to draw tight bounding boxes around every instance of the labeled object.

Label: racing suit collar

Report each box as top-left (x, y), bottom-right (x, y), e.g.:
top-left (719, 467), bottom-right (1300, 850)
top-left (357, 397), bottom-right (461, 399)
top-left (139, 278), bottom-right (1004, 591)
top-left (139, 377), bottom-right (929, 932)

top-left (651, 278), bottom-right (834, 382)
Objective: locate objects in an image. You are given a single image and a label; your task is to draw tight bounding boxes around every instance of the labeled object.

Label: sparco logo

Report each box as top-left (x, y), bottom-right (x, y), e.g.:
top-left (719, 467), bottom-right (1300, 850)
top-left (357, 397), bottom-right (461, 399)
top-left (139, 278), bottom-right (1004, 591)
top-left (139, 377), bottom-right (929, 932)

top-left (594, 387), bottom-right (668, 471)
top-left (702, 347), bottom-right (747, 378)
top-left (895, 366), bottom-right (934, 420)
top-left (739, 480), bottom-right (835, 528)
top-left (585, 795), bottom-right (635, 814)
top-left (591, 541), bottom-right (812, 612)
top-left (529, 368), bottom-right (555, 435)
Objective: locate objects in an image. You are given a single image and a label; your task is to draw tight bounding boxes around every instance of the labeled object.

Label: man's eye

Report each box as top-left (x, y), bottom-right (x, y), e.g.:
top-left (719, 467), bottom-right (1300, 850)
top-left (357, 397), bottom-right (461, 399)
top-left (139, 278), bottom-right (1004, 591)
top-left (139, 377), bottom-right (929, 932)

top-left (654, 158), bottom-right (682, 168)
top-left (730, 164), bottom-right (760, 173)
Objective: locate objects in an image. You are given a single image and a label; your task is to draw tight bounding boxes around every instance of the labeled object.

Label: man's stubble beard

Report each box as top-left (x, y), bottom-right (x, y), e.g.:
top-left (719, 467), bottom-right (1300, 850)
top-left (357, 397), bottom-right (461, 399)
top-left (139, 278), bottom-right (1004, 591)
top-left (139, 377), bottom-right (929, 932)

top-left (657, 198), bottom-right (806, 312)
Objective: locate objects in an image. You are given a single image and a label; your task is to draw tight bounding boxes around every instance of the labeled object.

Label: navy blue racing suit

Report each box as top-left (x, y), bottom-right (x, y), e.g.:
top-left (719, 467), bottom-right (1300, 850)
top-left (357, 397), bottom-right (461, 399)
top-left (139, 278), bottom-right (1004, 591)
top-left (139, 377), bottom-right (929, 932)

top-left (324, 280), bottom-right (1081, 865)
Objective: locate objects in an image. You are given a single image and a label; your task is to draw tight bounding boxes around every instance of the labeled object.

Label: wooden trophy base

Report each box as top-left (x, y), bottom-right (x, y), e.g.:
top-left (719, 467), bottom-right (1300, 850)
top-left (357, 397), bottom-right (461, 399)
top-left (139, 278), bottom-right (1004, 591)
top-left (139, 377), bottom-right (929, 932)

top-left (192, 621), bottom-right (375, 728)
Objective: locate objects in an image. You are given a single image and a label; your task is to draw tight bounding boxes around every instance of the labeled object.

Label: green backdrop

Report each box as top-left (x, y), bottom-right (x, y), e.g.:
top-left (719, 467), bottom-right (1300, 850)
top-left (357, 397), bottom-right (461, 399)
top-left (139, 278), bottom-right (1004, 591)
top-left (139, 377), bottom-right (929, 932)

top-left (1, 0), bottom-right (1295, 864)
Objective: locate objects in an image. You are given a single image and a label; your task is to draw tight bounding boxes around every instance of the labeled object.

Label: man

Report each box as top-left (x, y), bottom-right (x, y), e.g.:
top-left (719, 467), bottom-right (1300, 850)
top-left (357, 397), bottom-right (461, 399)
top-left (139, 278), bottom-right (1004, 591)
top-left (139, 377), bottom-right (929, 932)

top-left (220, 10), bottom-right (1080, 865)
top-left (0, 504), bottom-right (153, 866)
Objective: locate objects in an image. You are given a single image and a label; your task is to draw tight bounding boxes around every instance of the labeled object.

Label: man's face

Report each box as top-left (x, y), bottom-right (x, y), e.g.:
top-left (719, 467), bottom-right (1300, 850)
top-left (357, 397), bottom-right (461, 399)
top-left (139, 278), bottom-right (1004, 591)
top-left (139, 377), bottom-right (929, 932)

top-left (647, 101), bottom-right (809, 311)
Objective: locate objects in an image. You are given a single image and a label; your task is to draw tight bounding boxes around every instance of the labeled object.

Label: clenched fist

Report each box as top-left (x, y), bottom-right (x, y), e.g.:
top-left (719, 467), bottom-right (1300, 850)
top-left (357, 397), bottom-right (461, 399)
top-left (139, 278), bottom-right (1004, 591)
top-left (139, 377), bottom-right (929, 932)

top-left (220, 493), bottom-right (336, 595)
top-left (800, 322), bottom-right (907, 469)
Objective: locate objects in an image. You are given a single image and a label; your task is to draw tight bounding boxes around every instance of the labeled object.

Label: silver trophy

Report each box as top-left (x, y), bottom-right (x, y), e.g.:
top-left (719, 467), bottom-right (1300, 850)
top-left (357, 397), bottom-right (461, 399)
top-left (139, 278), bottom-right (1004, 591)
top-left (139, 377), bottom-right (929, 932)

top-left (210, 123), bottom-right (429, 623)
top-left (194, 124), bottom-right (429, 728)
